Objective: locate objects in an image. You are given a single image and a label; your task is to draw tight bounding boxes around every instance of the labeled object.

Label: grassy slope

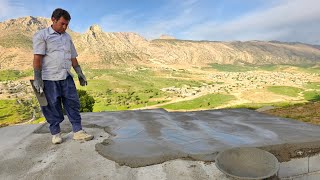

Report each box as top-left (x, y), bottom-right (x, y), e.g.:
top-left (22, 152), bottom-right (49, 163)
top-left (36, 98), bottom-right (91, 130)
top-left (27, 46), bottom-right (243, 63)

top-left (0, 100), bottom-right (22, 127)
top-left (0, 70), bottom-right (31, 81)
top-left (161, 94), bottom-right (235, 110)
top-left (267, 86), bottom-right (304, 97)
top-left (77, 69), bottom-right (205, 111)
top-left (264, 101), bottom-right (320, 125)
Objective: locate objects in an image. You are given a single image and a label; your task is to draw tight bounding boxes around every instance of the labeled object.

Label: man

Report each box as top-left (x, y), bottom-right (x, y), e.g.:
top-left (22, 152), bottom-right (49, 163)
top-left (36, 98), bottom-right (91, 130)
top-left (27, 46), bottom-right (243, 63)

top-left (33, 8), bottom-right (93, 144)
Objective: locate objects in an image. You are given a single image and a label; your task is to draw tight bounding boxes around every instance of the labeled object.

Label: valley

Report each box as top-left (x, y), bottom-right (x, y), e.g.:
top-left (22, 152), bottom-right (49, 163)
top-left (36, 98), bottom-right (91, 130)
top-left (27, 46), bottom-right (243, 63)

top-left (0, 64), bottom-right (319, 127)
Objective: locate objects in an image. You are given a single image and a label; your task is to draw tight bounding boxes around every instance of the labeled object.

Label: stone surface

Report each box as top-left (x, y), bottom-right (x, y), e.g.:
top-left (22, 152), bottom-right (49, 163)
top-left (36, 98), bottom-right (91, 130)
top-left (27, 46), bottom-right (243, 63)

top-left (291, 171), bottom-right (320, 180)
top-left (309, 154), bottom-right (320, 173)
top-left (278, 158), bottom-right (308, 178)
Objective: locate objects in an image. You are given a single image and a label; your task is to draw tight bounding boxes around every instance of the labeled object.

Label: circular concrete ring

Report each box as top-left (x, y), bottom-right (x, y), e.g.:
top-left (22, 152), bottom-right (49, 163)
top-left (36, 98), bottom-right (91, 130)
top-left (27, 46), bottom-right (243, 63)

top-left (215, 147), bottom-right (279, 180)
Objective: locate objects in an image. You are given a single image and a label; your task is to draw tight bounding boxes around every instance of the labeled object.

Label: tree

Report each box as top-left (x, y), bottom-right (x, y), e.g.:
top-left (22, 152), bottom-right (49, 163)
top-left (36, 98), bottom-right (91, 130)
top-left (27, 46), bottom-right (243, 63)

top-left (77, 89), bottom-right (95, 112)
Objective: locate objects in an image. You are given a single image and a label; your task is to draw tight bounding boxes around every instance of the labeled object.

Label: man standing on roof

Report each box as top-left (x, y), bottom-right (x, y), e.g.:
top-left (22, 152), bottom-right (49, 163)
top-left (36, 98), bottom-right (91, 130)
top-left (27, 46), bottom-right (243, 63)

top-left (32, 8), bottom-right (93, 144)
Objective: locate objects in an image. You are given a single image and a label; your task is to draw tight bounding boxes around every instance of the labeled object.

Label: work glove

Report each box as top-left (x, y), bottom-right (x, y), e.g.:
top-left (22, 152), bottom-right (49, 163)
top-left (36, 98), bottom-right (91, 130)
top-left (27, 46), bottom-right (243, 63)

top-left (33, 69), bottom-right (44, 94)
top-left (74, 65), bottom-right (87, 86)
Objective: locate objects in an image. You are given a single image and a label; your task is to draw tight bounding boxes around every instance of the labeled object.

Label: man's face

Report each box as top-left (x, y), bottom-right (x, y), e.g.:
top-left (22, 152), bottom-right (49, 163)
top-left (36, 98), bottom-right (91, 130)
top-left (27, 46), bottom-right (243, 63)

top-left (51, 17), bottom-right (69, 34)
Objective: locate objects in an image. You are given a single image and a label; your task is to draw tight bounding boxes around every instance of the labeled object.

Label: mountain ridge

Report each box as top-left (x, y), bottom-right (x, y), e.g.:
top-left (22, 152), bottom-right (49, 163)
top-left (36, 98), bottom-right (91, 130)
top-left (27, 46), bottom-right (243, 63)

top-left (0, 16), bottom-right (319, 70)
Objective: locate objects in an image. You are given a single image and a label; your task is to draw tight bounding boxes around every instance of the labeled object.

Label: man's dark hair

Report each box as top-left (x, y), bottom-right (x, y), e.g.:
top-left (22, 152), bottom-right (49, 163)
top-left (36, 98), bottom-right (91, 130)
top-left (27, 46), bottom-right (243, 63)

top-left (51, 8), bottom-right (71, 21)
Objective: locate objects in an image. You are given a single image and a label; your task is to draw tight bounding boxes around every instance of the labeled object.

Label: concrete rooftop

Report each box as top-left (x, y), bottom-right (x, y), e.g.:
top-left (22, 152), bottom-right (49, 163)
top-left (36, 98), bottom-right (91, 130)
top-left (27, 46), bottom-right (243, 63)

top-left (1, 108), bottom-right (320, 179)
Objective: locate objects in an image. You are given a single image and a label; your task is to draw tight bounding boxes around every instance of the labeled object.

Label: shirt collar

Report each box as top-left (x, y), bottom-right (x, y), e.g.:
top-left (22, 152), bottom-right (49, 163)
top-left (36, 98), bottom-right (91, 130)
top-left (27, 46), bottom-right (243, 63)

top-left (49, 26), bottom-right (60, 35)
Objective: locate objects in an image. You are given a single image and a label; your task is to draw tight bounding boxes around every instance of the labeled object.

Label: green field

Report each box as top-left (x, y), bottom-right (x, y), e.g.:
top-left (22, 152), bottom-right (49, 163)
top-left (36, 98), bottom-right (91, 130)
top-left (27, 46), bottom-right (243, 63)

top-left (209, 63), bottom-right (256, 72)
top-left (84, 69), bottom-right (204, 89)
top-left (304, 82), bottom-right (320, 89)
top-left (230, 101), bottom-right (304, 110)
top-left (207, 64), bottom-right (320, 73)
top-left (257, 65), bottom-right (278, 71)
top-left (208, 64), bottom-right (283, 72)
top-left (296, 64), bottom-right (320, 74)
top-left (267, 86), bottom-right (304, 97)
top-left (76, 68), bottom-right (206, 111)
top-left (0, 100), bottom-right (23, 126)
top-left (0, 70), bottom-right (31, 81)
top-left (303, 91), bottom-right (320, 101)
top-left (161, 94), bottom-right (235, 110)
top-left (0, 97), bottom-right (42, 127)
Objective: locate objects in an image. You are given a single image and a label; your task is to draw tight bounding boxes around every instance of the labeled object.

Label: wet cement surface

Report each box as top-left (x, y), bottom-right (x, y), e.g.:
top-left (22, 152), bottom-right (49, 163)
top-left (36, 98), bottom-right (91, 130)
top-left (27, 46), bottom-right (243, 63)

top-left (34, 108), bottom-right (320, 168)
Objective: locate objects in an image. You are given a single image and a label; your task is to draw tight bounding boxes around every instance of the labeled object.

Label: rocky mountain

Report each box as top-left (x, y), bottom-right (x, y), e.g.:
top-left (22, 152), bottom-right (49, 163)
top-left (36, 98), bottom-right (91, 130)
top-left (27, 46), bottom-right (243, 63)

top-left (0, 16), bottom-right (319, 70)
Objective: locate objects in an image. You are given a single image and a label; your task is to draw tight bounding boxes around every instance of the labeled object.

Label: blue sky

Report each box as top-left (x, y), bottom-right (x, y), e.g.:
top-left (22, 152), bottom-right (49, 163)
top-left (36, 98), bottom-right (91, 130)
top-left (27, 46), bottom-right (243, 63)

top-left (0, 0), bottom-right (320, 44)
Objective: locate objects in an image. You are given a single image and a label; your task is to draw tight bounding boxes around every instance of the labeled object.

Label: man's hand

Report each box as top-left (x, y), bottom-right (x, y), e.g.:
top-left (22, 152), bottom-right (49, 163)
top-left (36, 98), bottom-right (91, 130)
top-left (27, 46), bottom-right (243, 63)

top-left (74, 65), bottom-right (87, 86)
top-left (33, 69), bottom-right (44, 93)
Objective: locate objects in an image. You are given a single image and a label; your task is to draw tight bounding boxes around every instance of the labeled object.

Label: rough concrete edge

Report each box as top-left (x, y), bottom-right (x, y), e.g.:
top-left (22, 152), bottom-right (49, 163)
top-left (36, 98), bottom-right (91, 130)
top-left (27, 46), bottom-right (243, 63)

top-left (259, 140), bottom-right (320, 162)
top-left (94, 137), bottom-right (220, 168)
top-left (282, 170), bottom-right (320, 179)
top-left (32, 122), bottom-right (47, 133)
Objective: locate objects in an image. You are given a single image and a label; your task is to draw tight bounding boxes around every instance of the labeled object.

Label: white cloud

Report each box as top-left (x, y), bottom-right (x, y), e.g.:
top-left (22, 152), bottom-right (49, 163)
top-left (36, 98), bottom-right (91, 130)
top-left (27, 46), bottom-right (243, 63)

top-left (0, 0), bottom-right (10, 18)
top-left (0, 0), bottom-right (30, 21)
top-left (99, 10), bottom-right (137, 32)
top-left (98, 0), bottom-right (202, 39)
top-left (182, 0), bottom-right (320, 44)
top-left (88, 0), bottom-right (320, 44)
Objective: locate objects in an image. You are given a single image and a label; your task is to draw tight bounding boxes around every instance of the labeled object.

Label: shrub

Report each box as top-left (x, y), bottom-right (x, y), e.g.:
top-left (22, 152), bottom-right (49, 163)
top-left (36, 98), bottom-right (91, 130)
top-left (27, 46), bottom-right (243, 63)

top-left (77, 89), bottom-right (95, 112)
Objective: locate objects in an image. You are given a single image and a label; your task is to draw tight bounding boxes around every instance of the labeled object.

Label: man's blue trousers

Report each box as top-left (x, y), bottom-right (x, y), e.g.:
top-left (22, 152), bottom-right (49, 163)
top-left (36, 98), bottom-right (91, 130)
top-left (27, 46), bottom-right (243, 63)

top-left (41, 76), bottom-right (82, 135)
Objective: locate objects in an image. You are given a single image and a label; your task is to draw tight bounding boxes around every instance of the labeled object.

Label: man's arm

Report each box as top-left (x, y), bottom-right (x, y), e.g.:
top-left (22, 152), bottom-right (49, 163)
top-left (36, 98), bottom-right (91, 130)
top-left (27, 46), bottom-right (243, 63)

top-left (32, 30), bottom-right (46, 93)
top-left (33, 54), bottom-right (44, 93)
top-left (71, 57), bottom-right (79, 68)
top-left (72, 58), bottom-right (87, 86)
top-left (33, 54), bottom-right (43, 69)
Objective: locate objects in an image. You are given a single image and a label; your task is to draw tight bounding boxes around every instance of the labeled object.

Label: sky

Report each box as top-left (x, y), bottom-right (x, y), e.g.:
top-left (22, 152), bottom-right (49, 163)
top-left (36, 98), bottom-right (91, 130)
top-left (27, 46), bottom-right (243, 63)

top-left (0, 0), bottom-right (320, 44)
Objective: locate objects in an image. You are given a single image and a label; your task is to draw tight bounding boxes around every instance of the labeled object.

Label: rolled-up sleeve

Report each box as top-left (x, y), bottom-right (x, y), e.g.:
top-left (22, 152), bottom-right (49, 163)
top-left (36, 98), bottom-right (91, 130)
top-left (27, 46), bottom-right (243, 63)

top-left (70, 40), bottom-right (78, 58)
top-left (33, 31), bottom-right (46, 55)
